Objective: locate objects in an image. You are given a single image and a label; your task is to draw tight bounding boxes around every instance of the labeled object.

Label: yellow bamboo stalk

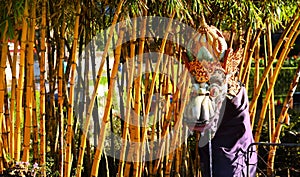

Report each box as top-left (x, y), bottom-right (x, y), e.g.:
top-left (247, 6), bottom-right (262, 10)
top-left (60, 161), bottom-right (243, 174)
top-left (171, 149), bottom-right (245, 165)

top-left (254, 18), bottom-right (300, 142)
top-left (266, 21), bottom-right (276, 141)
top-left (127, 18), bottom-right (140, 177)
top-left (64, 1), bottom-right (81, 176)
top-left (75, 1), bottom-right (124, 176)
top-left (135, 12), bottom-right (147, 177)
top-left (268, 71), bottom-right (276, 140)
top-left (90, 23), bottom-right (125, 177)
top-left (3, 81), bottom-right (10, 167)
top-left (249, 9), bottom-right (300, 118)
top-left (4, 75), bottom-right (10, 159)
top-left (267, 58), bottom-right (300, 176)
top-left (15, 0), bottom-right (28, 161)
top-left (162, 48), bottom-right (173, 177)
top-left (263, 21), bottom-right (276, 142)
top-left (84, 13), bottom-right (92, 177)
top-left (264, 55), bottom-right (273, 141)
top-left (22, 0), bottom-right (36, 162)
top-left (10, 29), bottom-right (19, 160)
top-left (32, 83), bottom-right (39, 163)
top-left (58, 16), bottom-right (66, 177)
top-left (116, 44), bottom-right (132, 177)
top-left (254, 39), bottom-right (260, 90)
top-left (118, 99), bottom-right (129, 177)
top-left (122, 54), bottom-right (136, 177)
top-left (0, 20), bottom-right (9, 172)
top-left (249, 36), bottom-right (261, 126)
top-left (39, 0), bottom-right (47, 175)
top-left (47, 27), bottom-right (57, 155)
top-left (117, 62), bottom-right (132, 177)
top-left (229, 23), bottom-right (236, 49)
top-left (241, 29), bottom-right (262, 85)
top-left (238, 27), bottom-right (251, 80)
top-left (118, 19), bottom-right (139, 177)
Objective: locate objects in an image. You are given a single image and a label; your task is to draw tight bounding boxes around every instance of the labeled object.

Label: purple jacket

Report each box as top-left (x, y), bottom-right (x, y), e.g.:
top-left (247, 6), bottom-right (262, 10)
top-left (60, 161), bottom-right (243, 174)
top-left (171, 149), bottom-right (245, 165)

top-left (199, 87), bottom-right (257, 177)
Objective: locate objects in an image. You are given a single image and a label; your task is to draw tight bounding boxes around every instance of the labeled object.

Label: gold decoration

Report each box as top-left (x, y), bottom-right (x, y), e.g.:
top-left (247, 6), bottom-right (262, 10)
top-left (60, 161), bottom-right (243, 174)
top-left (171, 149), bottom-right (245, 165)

top-left (188, 60), bottom-right (210, 83)
top-left (222, 48), bottom-right (244, 74)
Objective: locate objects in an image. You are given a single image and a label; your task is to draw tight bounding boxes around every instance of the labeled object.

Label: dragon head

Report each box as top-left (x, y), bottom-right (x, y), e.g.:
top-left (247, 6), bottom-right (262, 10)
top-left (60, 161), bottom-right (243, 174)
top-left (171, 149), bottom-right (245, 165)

top-left (183, 14), bottom-right (243, 137)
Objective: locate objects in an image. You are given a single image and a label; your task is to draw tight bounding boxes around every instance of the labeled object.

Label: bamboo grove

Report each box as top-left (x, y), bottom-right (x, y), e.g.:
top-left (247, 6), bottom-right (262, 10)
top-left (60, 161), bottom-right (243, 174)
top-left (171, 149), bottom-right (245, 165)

top-left (0, 0), bottom-right (300, 176)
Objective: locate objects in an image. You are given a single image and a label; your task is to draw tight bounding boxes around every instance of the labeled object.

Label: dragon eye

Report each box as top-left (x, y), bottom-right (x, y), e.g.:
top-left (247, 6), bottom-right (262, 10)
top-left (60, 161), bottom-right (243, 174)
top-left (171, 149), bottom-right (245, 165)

top-left (209, 84), bottom-right (221, 98)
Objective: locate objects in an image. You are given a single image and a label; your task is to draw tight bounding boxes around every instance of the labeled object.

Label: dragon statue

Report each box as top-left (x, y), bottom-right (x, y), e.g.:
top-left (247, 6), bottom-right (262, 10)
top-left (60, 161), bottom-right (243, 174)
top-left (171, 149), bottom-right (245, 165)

top-left (183, 15), bottom-right (257, 177)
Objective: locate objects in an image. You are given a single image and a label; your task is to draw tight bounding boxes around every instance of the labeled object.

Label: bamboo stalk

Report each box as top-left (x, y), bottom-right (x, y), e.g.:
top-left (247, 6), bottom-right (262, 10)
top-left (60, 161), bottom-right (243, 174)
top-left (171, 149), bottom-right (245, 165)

top-left (90, 23), bottom-right (125, 177)
top-left (266, 20), bottom-right (276, 142)
top-left (46, 25), bottom-right (57, 157)
top-left (229, 23), bottom-right (236, 49)
top-left (117, 63), bottom-right (131, 177)
top-left (32, 81), bottom-right (39, 163)
top-left (0, 20), bottom-right (9, 172)
top-left (263, 21), bottom-right (276, 142)
top-left (39, 0), bottom-right (47, 175)
top-left (254, 18), bottom-right (300, 142)
top-left (64, 1), bottom-right (81, 176)
top-left (127, 17), bottom-right (140, 177)
top-left (241, 29), bottom-right (262, 85)
top-left (178, 51), bottom-right (189, 177)
top-left (84, 10), bottom-right (92, 176)
top-left (159, 73), bottom-right (168, 177)
top-left (253, 38), bottom-right (260, 91)
top-left (135, 11), bottom-right (147, 177)
top-left (9, 31), bottom-right (19, 160)
top-left (15, 0), bottom-right (28, 161)
top-left (123, 54), bottom-right (135, 177)
top-left (75, 1), bottom-right (124, 176)
top-left (117, 75), bottom-right (130, 177)
top-left (267, 58), bottom-right (300, 175)
top-left (263, 43), bottom-right (273, 142)
top-left (107, 35), bottom-right (115, 167)
top-left (58, 14), bottom-right (66, 177)
top-left (238, 27), bottom-right (251, 80)
top-left (22, 0), bottom-right (36, 162)
top-left (3, 78), bottom-right (9, 167)
top-left (249, 34), bottom-right (261, 127)
top-left (162, 46), bottom-right (173, 177)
